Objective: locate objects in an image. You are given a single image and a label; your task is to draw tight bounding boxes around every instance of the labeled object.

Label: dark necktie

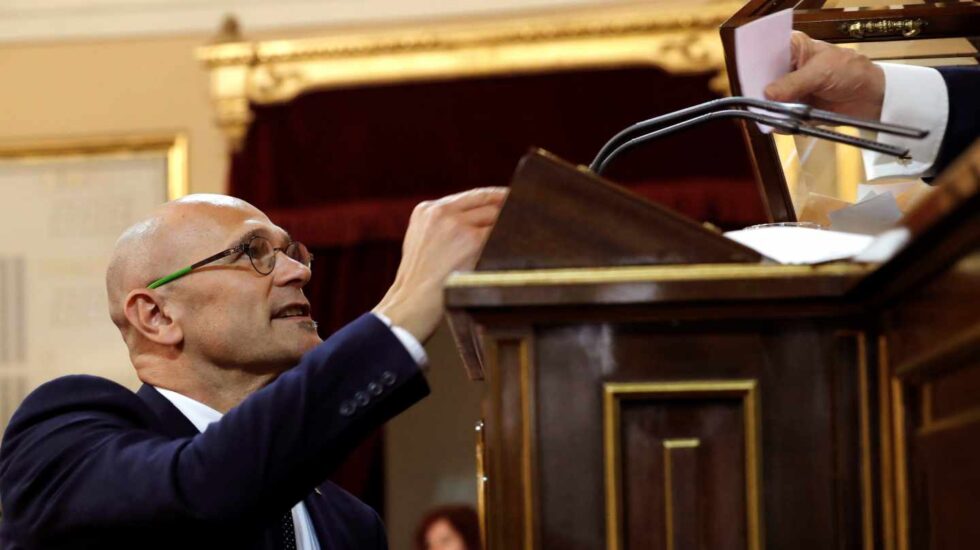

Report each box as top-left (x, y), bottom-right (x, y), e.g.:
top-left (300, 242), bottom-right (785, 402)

top-left (281, 509), bottom-right (298, 550)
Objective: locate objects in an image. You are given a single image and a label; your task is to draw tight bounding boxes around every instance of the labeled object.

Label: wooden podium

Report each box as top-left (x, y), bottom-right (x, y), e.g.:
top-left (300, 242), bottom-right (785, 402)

top-left (446, 146), bottom-right (980, 549)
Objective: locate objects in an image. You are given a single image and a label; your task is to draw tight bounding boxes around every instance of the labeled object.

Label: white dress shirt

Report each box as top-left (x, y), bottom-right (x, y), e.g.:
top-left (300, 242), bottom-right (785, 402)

top-left (154, 313), bottom-right (427, 549)
top-left (863, 63), bottom-right (950, 180)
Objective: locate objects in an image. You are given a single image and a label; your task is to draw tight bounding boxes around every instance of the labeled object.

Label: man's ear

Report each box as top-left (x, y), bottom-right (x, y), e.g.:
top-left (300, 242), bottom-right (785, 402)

top-left (124, 289), bottom-right (183, 346)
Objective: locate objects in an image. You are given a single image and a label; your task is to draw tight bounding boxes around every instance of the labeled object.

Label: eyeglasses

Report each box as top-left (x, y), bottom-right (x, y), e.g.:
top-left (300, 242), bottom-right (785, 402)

top-left (147, 235), bottom-right (313, 289)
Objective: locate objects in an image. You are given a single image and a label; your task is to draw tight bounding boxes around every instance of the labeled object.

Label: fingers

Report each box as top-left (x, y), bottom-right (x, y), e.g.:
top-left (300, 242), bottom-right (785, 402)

top-left (765, 67), bottom-right (818, 102)
top-left (767, 32), bottom-right (829, 101)
top-left (789, 31), bottom-right (807, 68)
top-left (459, 203), bottom-right (504, 227)
top-left (434, 187), bottom-right (508, 212)
top-left (455, 226), bottom-right (494, 271)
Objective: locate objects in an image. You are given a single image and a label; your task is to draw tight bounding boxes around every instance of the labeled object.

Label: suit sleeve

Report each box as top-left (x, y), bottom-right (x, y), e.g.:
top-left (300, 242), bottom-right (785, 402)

top-left (932, 66), bottom-right (980, 176)
top-left (0, 313), bottom-right (428, 544)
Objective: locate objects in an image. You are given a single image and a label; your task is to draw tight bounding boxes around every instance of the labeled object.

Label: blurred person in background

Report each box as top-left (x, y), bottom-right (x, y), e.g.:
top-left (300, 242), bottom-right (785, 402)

top-left (414, 505), bottom-right (481, 550)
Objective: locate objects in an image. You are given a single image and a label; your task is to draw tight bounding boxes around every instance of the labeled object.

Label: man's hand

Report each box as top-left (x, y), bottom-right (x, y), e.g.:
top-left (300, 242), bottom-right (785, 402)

top-left (373, 187), bottom-right (508, 343)
top-left (765, 31), bottom-right (885, 120)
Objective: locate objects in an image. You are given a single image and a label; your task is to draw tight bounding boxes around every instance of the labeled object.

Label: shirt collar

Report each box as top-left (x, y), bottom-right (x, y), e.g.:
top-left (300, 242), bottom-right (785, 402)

top-left (153, 386), bottom-right (223, 433)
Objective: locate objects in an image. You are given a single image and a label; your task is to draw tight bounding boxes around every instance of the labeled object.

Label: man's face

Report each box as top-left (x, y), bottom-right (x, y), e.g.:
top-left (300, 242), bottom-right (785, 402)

top-left (162, 203), bottom-right (322, 372)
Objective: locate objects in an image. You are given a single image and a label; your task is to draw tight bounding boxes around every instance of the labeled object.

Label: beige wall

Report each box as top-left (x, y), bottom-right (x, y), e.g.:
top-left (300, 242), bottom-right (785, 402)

top-left (0, 33), bottom-right (228, 194)
top-left (387, 325), bottom-right (484, 549)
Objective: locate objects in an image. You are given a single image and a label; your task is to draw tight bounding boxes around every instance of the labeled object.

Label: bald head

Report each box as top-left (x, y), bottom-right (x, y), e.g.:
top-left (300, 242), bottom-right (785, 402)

top-left (105, 194), bottom-right (267, 332)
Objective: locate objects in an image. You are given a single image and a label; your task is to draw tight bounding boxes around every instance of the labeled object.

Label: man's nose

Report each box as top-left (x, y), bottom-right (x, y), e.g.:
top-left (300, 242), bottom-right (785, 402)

top-left (272, 250), bottom-right (312, 286)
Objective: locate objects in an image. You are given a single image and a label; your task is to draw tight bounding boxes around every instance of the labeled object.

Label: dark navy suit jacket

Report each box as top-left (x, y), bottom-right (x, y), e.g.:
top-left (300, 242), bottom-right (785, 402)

top-left (933, 66), bottom-right (979, 176)
top-left (0, 314), bottom-right (429, 549)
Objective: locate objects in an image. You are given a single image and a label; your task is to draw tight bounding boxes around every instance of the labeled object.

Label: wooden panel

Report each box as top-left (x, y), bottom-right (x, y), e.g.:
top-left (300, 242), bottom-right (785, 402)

top-left (918, 412), bottom-right (980, 550)
top-left (605, 381), bottom-right (759, 550)
top-left (482, 335), bottom-right (538, 550)
top-left (522, 321), bottom-right (867, 550)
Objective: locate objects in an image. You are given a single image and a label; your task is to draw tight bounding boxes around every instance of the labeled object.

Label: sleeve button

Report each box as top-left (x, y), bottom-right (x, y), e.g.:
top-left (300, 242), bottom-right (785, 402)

top-left (339, 401), bottom-right (356, 416)
top-left (367, 382), bottom-right (383, 396)
top-left (355, 391), bottom-right (370, 406)
top-left (381, 371), bottom-right (397, 386)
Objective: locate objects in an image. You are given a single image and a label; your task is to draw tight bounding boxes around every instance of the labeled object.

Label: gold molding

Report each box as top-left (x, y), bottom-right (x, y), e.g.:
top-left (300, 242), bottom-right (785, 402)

top-left (918, 406), bottom-right (980, 435)
top-left (518, 337), bottom-right (539, 550)
top-left (197, 3), bottom-right (742, 148)
top-left (474, 419), bottom-right (488, 550)
top-left (0, 133), bottom-right (189, 201)
top-left (855, 332), bottom-right (875, 550)
top-left (891, 378), bottom-right (909, 550)
top-left (878, 335), bottom-right (897, 550)
top-left (894, 322), bottom-right (980, 382)
top-left (448, 262), bottom-right (870, 288)
top-left (603, 380), bottom-right (762, 550)
top-left (483, 334), bottom-right (539, 549)
top-left (663, 438), bottom-right (700, 550)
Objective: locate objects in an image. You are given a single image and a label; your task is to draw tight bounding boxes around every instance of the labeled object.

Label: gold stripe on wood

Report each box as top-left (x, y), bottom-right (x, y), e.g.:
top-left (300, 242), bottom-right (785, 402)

top-left (0, 133), bottom-right (189, 200)
top-left (663, 438), bottom-right (700, 550)
top-left (921, 383), bottom-right (933, 428)
top-left (918, 407), bottom-right (980, 435)
top-left (447, 263), bottom-right (870, 288)
top-left (891, 379), bottom-right (909, 550)
top-left (855, 332), bottom-right (876, 550)
top-left (878, 336), bottom-right (896, 550)
top-left (603, 380), bottom-right (762, 550)
top-left (475, 419), bottom-right (488, 550)
top-left (894, 322), bottom-right (980, 382)
top-left (518, 338), bottom-right (539, 550)
top-left (484, 335), bottom-right (538, 549)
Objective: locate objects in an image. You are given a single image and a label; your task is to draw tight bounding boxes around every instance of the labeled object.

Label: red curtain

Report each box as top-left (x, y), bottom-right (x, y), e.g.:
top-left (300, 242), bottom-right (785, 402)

top-left (229, 66), bottom-right (767, 515)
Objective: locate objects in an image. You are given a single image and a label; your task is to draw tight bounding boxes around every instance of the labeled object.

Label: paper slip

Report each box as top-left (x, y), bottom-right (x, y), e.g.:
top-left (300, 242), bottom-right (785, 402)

top-left (828, 192), bottom-right (903, 235)
top-left (734, 9), bottom-right (793, 133)
top-left (725, 226), bottom-right (874, 265)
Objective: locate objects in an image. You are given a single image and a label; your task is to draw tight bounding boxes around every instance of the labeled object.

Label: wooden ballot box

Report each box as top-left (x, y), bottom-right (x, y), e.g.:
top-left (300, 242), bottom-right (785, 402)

top-left (445, 2), bottom-right (978, 546)
top-left (446, 141), bottom-right (980, 549)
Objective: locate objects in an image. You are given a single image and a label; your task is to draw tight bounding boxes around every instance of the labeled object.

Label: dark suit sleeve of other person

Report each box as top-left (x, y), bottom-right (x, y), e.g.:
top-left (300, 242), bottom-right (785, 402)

top-left (0, 313), bottom-right (428, 547)
top-left (932, 66), bottom-right (980, 176)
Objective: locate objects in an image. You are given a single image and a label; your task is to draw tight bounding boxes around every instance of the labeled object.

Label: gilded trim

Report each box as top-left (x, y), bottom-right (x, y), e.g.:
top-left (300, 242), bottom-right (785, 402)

top-left (447, 263), bottom-right (870, 288)
top-left (894, 322), bottom-right (980, 382)
top-left (663, 438), bottom-right (700, 550)
top-left (603, 384), bottom-right (623, 550)
top-left (878, 336), bottom-right (896, 550)
top-left (891, 379), bottom-right (909, 550)
top-left (475, 419), bottom-right (488, 549)
top-left (918, 407), bottom-right (980, 435)
top-left (518, 338), bottom-right (539, 550)
top-left (200, 4), bottom-right (740, 68)
top-left (0, 133), bottom-right (189, 200)
top-left (921, 383), bottom-right (933, 428)
top-left (855, 332), bottom-right (875, 550)
top-left (197, 3), bottom-right (741, 147)
top-left (603, 380), bottom-right (762, 550)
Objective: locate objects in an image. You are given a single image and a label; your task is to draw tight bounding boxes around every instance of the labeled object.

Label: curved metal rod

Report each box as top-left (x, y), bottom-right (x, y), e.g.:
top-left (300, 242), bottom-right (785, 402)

top-left (593, 109), bottom-right (910, 175)
top-left (588, 96), bottom-right (927, 172)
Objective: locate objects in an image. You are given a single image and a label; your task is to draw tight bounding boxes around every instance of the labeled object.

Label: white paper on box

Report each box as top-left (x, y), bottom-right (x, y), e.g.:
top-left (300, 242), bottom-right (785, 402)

top-left (734, 9), bottom-right (793, 133)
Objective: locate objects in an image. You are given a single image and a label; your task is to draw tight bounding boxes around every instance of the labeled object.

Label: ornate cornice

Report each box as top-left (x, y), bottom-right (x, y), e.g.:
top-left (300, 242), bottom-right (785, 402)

top-left (197, 2), bottom-right (741, 148)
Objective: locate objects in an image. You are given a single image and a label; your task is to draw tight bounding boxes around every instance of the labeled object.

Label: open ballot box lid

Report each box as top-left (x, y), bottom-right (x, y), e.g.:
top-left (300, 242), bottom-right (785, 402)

top-left (719, 0), bottom-right (980, 223)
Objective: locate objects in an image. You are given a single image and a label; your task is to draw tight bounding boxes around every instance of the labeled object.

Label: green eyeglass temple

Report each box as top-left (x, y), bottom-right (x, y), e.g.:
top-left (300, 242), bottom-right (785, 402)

top-left (148, 266), bottom-right (194, 289)
top-left (146, 244), bottom-right (243, 289)
top-left (146, 238), bottom-right (311, 289)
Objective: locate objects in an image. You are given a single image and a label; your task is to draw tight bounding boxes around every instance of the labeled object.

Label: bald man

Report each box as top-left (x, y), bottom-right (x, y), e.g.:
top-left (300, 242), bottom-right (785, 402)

top-left (0, 188), bottom-right (506, 549)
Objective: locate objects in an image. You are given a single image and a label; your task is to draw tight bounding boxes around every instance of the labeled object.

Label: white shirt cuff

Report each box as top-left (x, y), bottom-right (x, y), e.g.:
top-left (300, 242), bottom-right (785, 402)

top-left (372, 311), bottom-right (428, 367)
top-left (862, 63), bottom-right (948, 180)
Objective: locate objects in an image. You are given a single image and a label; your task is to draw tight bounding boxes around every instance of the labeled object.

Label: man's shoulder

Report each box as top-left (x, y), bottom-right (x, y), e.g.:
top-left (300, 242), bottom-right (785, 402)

top-left (3, 375), bottom-right (151, 443)
top-left (16, 374), bottom-right (142, 414)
